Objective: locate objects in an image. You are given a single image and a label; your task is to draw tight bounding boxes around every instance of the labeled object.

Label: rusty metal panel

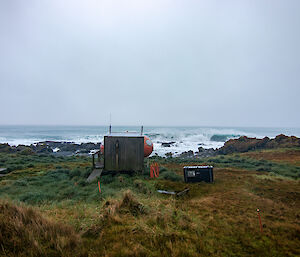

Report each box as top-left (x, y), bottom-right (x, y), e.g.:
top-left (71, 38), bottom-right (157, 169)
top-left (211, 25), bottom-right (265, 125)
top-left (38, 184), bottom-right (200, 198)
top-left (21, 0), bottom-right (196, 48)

top-left (104, 136), bottom-right (144, 172)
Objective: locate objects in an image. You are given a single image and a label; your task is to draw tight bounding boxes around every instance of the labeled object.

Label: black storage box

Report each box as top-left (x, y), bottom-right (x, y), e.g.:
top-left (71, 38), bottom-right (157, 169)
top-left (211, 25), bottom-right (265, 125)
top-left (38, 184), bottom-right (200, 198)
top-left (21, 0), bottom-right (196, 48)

top-left (183, 166), bottom-right (214, 183)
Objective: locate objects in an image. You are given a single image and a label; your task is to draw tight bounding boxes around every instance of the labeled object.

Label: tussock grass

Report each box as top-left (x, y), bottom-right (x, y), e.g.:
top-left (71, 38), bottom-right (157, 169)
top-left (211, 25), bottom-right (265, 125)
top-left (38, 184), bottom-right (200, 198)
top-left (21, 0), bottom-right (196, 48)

top-left (0, 200), bottom-right (86, 257)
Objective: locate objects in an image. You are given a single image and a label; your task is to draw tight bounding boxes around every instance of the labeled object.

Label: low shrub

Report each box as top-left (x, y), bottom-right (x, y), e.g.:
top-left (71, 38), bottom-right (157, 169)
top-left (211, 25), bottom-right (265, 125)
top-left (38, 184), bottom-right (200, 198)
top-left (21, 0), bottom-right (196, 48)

top-left (7, 164), bottom-right (24, 172)
top-left (159, 167), bottom-right (167, 173)
top-left (26, 163), bottom-right (35, 168)
top-left (19, 191), bottom-right (56, 204)
top-left (78, 179), bottom-right (87, 187)
top-left (160, 170), bottom-right (182, 182)
top-left (101, 174), bottom-right (115, 184)
top-left (13, 180), bottom-right (28, 187)
top-left (60, 187), bottom-right (77, 199)
top-left (69, 168), bottom-right (81, 179)
top-left (46, 170), bottom-right (69, 180)
top-left (82, 167), bottom-right (92, 178)
top-left (133, 179), bottom-right (149, 194)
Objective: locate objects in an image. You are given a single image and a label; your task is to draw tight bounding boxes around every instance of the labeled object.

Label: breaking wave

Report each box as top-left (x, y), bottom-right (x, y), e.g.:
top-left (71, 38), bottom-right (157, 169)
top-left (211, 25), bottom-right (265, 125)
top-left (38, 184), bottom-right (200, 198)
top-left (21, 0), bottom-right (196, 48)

top-left (1, 125), bottom-right (300, 156)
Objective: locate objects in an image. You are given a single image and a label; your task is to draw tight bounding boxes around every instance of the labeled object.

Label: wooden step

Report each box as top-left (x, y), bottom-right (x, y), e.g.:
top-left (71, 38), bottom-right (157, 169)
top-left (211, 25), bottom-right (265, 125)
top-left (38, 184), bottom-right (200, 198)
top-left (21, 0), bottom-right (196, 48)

top-left (94, 162), bottom-right (104, 169)
top-left (87, 168), bottom-right (103, 182)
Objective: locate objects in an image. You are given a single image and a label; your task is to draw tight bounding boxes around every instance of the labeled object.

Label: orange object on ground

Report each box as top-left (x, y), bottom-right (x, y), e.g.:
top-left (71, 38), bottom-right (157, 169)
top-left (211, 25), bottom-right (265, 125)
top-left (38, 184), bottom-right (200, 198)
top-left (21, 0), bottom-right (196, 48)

top-left (257, 209), bottom-right (263, 233)
top-left (150, 163), bottom-right (159, 178)
top-left (98, 181), bottom-right (101, 193)
top-left (144, 136), bottom-right (153, 157)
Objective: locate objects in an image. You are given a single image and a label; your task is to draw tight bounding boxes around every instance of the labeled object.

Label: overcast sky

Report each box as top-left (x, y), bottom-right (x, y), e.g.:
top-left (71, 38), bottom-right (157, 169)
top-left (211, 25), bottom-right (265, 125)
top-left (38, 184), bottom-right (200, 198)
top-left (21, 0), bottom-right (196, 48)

top-left (0, 0), bottom-right (299, 127)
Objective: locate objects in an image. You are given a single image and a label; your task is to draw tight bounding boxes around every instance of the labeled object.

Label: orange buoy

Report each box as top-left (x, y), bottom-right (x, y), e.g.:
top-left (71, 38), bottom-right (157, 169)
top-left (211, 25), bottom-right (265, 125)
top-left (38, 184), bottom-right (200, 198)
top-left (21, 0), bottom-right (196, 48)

top-left (144, 136), bottom-right (153, 157)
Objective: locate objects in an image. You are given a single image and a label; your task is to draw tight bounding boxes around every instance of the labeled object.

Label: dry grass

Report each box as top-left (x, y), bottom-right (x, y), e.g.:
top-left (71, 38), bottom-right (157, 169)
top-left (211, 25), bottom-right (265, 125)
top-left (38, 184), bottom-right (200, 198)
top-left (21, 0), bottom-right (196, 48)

top-left (243, 148), bottom-right (300, 166)
top-left (72, 169), bottom-right (300, 256)
top-left (0, 200), bottom-right (86, 257)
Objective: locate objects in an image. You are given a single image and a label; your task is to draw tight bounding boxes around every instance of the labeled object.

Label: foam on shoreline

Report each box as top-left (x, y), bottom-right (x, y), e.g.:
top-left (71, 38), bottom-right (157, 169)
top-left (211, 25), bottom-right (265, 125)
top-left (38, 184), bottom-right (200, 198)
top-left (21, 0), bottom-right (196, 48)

top-left (1, 126), bottom-right (300, 156)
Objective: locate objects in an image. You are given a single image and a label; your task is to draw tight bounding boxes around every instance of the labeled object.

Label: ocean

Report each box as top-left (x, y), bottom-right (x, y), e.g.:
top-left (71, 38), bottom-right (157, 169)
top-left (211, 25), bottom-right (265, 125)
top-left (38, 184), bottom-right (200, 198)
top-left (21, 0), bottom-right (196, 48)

top-left (1, 125), bottom-right (300, 156)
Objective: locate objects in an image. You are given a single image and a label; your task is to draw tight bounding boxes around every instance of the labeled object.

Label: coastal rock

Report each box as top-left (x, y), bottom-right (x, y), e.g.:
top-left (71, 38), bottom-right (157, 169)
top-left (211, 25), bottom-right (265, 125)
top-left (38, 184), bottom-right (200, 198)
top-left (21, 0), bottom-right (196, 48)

top-left (31, 141), bottom-right (101, 154)
top-left (35, 144), bottom-right (53, 153)
top-left (0, 141), bottom-right (102, 155)
top-left (165, 152), bottom-right (173, 158)
top-left (179, 150), bottom-right (194, 158)
top-left (16, 145), bottom-right (35, 155)
top-left (218, 134), bottom-right (300, 154)
top-left (195, 147), bottom-right (217, 158)
top-left (0, 144), bottom-right (35, 155)
top-left (198, 147), bottom-right (205, 152)
top-left (161, 142), bottom-right (176, 147)
top-left (0, 143), bottom-right (16, 153)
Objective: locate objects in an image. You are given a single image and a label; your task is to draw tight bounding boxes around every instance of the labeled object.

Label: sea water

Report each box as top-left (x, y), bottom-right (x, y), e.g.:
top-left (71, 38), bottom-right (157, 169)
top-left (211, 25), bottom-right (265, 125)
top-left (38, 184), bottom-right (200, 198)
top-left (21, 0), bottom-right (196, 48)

top-left (0, 125), bottom-right (300, 156)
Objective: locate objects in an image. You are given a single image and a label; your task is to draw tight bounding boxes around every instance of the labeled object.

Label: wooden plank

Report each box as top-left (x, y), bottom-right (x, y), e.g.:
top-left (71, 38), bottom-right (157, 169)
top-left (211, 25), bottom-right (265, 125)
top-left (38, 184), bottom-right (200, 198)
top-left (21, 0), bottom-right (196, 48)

top-left (95, 162), bottom-right (103, 169)
top-left (0, 168), bottom-right (7, 173)
top-left (87, 168), bottom-right (103, 182)
top-left (0, 168), bottom-right (8, 177)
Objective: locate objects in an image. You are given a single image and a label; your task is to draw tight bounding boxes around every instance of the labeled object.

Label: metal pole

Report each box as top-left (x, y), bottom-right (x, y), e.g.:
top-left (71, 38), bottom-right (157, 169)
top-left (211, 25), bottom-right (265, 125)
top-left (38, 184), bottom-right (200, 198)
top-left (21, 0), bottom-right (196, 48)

top-left (257, 209), bottom-right (263, 233)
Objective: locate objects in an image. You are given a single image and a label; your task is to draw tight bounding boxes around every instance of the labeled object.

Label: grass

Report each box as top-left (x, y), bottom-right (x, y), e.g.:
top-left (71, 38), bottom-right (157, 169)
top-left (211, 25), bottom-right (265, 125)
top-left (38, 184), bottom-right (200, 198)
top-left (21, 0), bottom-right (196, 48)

top-left (242, 148), bottom-right (300, 166)
top-left (154, 149), bottom-right (300, 179)
top-left (0, 200), bottom-right (84, 257)
top-left (0, 154), bottom-right (159, 205)
top-left (205, 154), bottom-right (300, 179)
top-left (0, 150), bottom-right (300, 256)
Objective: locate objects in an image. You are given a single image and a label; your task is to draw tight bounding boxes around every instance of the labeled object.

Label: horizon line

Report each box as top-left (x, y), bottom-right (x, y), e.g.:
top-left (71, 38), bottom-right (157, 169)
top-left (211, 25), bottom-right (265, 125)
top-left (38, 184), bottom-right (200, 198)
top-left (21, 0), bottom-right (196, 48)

top-left (0, 124), bottom-right (300, 129)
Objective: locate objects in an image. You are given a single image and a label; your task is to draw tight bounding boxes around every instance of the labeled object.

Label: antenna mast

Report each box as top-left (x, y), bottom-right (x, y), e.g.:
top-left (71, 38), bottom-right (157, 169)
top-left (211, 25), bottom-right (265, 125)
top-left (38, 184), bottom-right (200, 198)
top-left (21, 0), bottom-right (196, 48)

top-left (109, 113), bottom-right (112, 134)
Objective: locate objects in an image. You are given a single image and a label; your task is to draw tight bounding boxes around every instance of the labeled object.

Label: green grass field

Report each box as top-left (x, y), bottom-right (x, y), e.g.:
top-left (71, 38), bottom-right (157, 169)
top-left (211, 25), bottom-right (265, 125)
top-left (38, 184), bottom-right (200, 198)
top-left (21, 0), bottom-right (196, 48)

top-left (0, 149), bottom-right (299, 256)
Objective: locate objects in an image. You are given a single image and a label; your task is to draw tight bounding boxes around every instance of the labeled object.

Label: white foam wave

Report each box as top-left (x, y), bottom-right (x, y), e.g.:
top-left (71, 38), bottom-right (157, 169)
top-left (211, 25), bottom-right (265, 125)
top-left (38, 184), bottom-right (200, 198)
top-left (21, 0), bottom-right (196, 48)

top-left (1, 126), bottom-right (299, 157)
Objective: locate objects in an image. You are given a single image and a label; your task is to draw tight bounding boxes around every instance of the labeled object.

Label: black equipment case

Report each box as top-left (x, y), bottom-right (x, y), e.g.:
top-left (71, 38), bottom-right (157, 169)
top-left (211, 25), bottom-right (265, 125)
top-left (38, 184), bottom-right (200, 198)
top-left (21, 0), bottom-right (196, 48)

top-left (183, 166), bottom-right (214, 183)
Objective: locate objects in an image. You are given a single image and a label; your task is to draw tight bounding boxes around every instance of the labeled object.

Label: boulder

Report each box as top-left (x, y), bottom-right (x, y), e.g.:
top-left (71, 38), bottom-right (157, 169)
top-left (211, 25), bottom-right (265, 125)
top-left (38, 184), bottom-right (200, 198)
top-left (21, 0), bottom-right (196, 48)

top-left (165, 152), bottom-right (173, 158)
top-left (179, 150), bottom-right (194, 158)
top-left (196, 148), bottom-right (217, 158)
top-left (0, 143), bottom-right (16, 153)
top-left (198, 147), bottom-right (205, 152)
top-left (33, 143), bottom-right (53, 153)
top-left (161, 142), bottom-right (176, 147)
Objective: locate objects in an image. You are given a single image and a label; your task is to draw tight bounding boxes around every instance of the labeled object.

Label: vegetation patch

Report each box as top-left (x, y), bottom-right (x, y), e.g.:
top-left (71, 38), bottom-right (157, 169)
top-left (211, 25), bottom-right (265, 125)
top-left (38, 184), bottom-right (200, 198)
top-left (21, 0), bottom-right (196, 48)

top-left (0, 200), bottom-right (85, 257)
top-left (1, 152), bottom-right (300, 256)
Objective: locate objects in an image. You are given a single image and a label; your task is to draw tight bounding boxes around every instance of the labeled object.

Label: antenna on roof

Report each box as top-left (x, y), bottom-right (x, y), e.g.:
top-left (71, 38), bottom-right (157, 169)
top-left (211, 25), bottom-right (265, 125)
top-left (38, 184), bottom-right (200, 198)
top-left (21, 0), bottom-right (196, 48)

top-left (109, 113), bottom-right (112, 134)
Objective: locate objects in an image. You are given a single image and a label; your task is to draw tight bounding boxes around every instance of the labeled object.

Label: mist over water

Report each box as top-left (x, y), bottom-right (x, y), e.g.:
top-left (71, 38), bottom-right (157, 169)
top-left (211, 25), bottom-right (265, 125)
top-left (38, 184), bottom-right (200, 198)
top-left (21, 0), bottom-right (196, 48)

top-left (1, 126), bottom-right (300, 156)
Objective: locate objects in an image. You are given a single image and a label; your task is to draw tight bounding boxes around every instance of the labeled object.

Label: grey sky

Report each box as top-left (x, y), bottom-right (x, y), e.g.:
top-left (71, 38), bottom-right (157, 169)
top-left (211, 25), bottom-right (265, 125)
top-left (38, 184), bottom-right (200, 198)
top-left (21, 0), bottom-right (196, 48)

top-left (0, 0), bottom-right (299, 127)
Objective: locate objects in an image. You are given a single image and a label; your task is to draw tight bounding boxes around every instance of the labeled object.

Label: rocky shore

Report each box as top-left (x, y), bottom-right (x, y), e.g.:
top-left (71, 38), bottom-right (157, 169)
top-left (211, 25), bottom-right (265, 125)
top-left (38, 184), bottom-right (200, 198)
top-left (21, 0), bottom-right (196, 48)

top-left (0, 141), bottom-right (101, 156)
top-left (0, 134), bottom-right (299, 157)
top-left (162, 134), bottom-right (300, 158)
top-left (218, 134), bottom-right (300, 154)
